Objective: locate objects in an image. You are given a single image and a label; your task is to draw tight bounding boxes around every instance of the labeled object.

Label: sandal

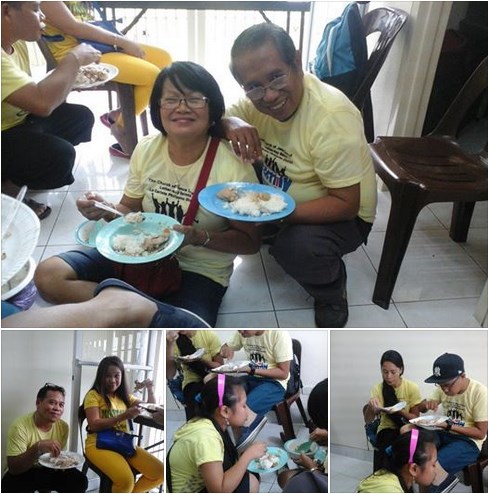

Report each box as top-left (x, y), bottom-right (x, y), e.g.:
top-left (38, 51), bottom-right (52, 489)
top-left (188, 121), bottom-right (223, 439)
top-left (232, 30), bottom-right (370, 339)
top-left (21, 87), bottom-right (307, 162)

top-left (100, 109), bottom-right (121, 129)
top-left (109, 143), bottom-right (131, 159)
top-left (23, 198), bottom-right (51, 220)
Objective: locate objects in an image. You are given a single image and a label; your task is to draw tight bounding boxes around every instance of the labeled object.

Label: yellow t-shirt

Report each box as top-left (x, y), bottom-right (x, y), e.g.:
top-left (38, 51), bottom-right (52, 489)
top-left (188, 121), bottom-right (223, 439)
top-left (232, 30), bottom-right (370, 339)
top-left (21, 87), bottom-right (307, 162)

top-left (125, 135), bottom-right (258, 286)
top-left (357, 469), bottom-right (403, 493)
top-left (170, 418), bottom-right (224, 493)
top-left (227, 72), bottom-right (377, 224)
top-left (173, 330), bottom-right (222, 389)
top-left (430, 378), bottom-right (488, 450)
top-left (83, 389), bottom-right (138, 448)
top-left (6, 412), bottom-right (69, 467)
top-left (226, 330), bottom-right (293, 389)
top-left (370, 378), bottom-right (422, 433)
top-left (1, 41), bottom-right (33, 130)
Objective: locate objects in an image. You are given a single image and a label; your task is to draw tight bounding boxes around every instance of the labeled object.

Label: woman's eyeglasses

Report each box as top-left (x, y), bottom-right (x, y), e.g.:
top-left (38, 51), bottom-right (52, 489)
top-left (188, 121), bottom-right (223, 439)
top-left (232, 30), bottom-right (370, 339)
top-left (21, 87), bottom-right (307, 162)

top-left (244, 71), bottom-right (290, 101)
top-left (160, 97), bottom-right (208, 110)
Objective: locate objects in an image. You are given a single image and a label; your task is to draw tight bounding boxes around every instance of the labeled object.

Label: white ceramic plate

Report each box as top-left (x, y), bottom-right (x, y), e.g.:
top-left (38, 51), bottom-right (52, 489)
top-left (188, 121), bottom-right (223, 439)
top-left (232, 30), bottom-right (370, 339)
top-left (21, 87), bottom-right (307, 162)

top-left (213, 360), bottom-right (251, 374)
top-left (1, 194), bottom-right (40, 285)
top-left (72, 63), bottom-right (118, 89)
top-left (380, 401), bottom-right (407, 413)
top-left (1, 257), bottom-right (36, 301)
top-left (409, 415), bottom-right (449, 430)
top-left (38, 451), bottom-right (84, 470)
top-left (176, 348), bottom-right (205, 362)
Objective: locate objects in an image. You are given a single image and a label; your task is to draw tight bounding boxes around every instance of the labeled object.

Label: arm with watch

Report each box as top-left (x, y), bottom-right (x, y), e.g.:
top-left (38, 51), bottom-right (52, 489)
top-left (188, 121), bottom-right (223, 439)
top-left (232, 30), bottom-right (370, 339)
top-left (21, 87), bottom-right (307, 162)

top-left (247, 360), bottom-right (290, 380)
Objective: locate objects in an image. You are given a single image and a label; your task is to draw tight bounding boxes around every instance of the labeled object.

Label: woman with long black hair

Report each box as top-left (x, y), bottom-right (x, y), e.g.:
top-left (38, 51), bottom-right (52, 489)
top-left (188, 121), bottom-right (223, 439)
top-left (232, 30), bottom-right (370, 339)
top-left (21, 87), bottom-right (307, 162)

top-left (364, 350), bottom-right (423, 471)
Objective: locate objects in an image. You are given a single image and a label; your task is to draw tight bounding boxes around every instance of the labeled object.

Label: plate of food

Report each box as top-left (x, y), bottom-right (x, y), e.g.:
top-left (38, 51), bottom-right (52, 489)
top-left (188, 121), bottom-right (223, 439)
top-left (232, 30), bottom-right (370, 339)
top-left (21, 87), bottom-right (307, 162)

top-left (409, 415), bottom-right (449, 430)
top-left (248, 447), bottom-right (288, 474)
top-left (95, 213), bottom-right (184, 264)
top-left (75, 219), bottom-right (107, 247)
top-left (1, 194), bottom-right (40, 285)
top-left (212, 360), bottom-right (251, 374)
top-left (38, 451), bottom-right (84, 470)
top-left (138, 402), bottom-right (164, 413)
top-left (380, 401), bottom-right (406, 413)
top-left (176, 348), bottom-right (205, 362)
top-left (198, 183), bottom-right (295, 222)
top-left (73, 63), bottom-right (118, 89)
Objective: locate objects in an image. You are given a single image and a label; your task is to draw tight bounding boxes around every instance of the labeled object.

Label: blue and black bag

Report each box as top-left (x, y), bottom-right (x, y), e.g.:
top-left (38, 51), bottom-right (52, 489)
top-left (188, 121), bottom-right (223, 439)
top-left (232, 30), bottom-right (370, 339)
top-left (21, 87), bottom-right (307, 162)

top-left (311, 2), bottom-right (368, 98)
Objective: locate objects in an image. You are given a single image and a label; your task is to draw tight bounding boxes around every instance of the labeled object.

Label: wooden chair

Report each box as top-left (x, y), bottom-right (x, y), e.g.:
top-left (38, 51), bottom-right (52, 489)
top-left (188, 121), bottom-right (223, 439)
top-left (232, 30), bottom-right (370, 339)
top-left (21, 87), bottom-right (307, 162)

top-left (370, 56), bottom-right (488, 309)
top-left (36, 37), bottom-right (148, 155)
top-left (462, 438), bottom-right (488, 493)
top-left (272, 338), bottom-right (309, 442)
top-left (352, 7), bottom-right (408, 142)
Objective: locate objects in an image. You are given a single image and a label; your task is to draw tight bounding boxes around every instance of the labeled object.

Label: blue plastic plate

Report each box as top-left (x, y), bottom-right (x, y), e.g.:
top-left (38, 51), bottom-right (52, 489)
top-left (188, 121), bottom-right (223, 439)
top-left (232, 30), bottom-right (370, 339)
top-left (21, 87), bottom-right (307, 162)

top-left (75, 219), bottom-right (106, 247)
top-left (198, 182), bottom-right (295, 222)
top-left (95, 213), bottom-right (184, 264)
top-left (247, 447), bottom-right (288, 474)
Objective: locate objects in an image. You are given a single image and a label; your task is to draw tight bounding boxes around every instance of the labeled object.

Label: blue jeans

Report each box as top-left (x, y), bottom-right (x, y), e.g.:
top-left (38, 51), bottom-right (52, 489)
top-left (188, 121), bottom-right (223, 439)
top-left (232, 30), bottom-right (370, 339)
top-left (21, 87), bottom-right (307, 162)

top-left (241, 376), bottom-right (286, 415)
top-left (433, 431), bottom-right (481, 473)
top-left (56, 249), bottom-right (226, 326)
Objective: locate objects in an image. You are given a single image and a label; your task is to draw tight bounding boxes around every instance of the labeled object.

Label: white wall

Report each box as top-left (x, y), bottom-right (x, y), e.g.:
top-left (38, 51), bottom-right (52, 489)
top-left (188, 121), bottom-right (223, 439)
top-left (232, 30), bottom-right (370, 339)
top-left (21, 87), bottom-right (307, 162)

top-left (166, 329), bottom-right (328, 411)
top-left (1, 330), bottom-right (75, 473)
top-left (330, 329), bottom-right (488, 451)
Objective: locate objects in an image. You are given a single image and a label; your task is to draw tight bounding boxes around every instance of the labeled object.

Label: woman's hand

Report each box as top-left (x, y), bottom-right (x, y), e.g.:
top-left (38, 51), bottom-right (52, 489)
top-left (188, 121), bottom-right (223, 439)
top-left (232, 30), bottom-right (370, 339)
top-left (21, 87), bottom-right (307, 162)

top-left (76, 191), bottom-right (108, 220)
top-left (310, 427), bottom-right (328, 443)
top-left (166, 330), bottom-right (180, 342)
top-left (124, 405), bottom-right (141, 420)
top-left (173, 225), bottom-right (207, 247)
top-left (368, 398), bottom-right (381, 414)
top-left (241, 441), bottom-right (267, 463)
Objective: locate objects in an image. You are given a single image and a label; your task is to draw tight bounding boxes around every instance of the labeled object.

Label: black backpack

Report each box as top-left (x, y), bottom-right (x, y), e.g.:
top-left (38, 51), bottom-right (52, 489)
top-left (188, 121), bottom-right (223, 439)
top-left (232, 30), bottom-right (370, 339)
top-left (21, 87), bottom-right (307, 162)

top-left (286, 353), bottom-right (302, 397)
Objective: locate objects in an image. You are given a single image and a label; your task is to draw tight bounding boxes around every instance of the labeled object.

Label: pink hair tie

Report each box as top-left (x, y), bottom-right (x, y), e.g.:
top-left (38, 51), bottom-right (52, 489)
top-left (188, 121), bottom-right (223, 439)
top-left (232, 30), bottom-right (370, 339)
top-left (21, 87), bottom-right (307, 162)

top-left (408, 428), bottom-right (419, 464)
top-left (217, 374), bottom-right (226, 408)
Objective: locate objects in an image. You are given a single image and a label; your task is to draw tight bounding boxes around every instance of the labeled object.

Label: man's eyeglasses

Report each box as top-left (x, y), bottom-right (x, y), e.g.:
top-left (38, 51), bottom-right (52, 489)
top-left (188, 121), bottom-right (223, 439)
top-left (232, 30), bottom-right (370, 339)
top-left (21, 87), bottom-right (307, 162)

top-left (435, 375), bottom-right (460, 390)
top-left (244, 71), bottom-right (290, 101)
top-left (160, 97), bottom-right (208, 110)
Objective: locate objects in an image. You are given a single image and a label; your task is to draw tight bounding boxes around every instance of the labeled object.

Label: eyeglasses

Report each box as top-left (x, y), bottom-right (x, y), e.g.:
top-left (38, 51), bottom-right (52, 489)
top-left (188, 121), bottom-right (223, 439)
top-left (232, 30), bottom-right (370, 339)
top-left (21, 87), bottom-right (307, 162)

top-left (436, 375), bottom-right (461, 390)
top-left (408, 428), bottom-right (419, 464)
top-left (160, 96), bottom-right (208, 110)
top-left (244, 70), bottom-right (291, 101)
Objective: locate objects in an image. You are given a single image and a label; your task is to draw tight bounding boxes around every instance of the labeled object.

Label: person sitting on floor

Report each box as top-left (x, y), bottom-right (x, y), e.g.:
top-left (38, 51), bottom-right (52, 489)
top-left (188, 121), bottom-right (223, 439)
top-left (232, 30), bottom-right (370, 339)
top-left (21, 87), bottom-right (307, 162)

top-left (1, 1), bottom-right (99, 219)
top-left (220, 330), bottom-right (293, 452)
top-left (167, 375), bottom-right (266, 493)
top-left (2, 383), bottom-right (88, 493)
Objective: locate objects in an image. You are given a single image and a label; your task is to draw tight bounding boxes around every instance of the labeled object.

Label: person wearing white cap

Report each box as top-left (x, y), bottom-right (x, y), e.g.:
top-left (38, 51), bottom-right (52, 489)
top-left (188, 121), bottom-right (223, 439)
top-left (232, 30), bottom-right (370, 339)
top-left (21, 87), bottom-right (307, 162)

top-left (411, 353), bottom-right (488, 493)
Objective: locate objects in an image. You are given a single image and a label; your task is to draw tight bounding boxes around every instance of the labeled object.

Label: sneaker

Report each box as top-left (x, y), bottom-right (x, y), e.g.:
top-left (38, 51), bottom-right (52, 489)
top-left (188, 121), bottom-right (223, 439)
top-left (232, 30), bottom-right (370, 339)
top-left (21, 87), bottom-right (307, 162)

top-left (93, 278), bottom-right (210, 328)
top-left (314, 260), bottom-right (348, 328)
top-left (236, 414), bottom-right (267, 454)
top-left (429, 474), bottom-right (460, 493)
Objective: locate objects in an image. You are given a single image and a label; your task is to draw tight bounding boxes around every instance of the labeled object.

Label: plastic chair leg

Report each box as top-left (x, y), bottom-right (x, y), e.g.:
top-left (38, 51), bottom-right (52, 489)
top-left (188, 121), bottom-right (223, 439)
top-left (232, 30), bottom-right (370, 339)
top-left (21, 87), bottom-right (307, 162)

top-left (449, 201), bottom-right (476, 242)
top-left (372, 184), bottom-right (426, 309)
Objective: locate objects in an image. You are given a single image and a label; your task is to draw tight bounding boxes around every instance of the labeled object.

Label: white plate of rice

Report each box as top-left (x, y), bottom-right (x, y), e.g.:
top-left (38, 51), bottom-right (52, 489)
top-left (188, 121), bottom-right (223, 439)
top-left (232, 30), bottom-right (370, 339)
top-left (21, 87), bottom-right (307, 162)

top-left (95, 213), bottom-right (184, 264)
top-left (198, 183), bottom-right (295, 222)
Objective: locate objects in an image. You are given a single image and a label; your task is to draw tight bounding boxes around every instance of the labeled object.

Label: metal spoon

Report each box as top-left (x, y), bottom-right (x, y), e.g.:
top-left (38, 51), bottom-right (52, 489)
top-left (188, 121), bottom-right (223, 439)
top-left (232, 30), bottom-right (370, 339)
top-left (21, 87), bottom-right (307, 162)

top-left (92, 201), bottom-right (124, 217)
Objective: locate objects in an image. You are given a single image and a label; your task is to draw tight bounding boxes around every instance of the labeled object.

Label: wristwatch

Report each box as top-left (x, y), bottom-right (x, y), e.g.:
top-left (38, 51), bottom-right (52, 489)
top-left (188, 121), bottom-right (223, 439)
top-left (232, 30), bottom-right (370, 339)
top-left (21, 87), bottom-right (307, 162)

top-left (445, 419), bottom-right (453, 431)
top-left (249, 362), bottom-right (256, 376)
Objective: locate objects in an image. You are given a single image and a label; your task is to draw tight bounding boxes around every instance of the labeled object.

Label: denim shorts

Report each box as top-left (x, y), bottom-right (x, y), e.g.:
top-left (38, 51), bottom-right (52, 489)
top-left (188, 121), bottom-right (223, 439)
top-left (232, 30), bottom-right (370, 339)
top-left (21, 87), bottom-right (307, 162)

top-left (57, 249), bottom-right (226, 326)
top-left (433, 431), bottom-right (481, 473)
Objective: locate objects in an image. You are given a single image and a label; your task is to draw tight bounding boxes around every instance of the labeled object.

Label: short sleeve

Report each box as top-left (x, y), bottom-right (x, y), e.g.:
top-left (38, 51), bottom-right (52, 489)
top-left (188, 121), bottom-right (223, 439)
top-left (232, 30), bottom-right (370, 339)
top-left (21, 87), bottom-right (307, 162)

top-left (226, 331), bottom-right (243, 351)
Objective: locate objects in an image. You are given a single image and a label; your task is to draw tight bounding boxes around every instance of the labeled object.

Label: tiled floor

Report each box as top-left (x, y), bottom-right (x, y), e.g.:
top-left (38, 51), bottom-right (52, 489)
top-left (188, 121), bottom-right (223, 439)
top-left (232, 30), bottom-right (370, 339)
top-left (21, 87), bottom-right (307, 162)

top-left (167, 404), bottom-right (325, 493)
top-left (329, 450), bottom-right (473, 493)
top-left (24, 89), bottom-right (488, 328)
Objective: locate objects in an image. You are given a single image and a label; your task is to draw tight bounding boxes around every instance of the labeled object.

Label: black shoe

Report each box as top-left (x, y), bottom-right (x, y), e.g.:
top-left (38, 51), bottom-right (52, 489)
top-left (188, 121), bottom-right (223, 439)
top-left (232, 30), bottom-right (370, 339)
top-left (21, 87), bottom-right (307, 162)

top-left (314, 260), bottom-right (348, 328)
top-left (236, 414), bottom-right (267, 454)
top-left (429, 474), bottom-right (459, 493)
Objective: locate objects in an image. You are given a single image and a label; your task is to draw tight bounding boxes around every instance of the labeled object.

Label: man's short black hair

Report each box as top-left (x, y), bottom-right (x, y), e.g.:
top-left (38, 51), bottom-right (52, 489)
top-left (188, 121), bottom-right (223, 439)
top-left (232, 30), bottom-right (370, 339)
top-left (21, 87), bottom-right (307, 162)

top-left (37, 383), bottom-right (65, 401)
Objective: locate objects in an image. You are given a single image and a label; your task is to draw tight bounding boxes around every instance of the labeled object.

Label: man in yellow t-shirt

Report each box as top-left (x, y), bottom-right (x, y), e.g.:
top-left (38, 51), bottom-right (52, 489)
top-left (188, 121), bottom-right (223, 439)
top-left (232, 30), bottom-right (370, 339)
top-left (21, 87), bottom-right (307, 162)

top-left (1, 2), bottom-right (99, 218)
top-left (413, 353), bottom-right (488, 493)
top-left (1, 383), bottom-right (88, 492)
top-left (223, 23), bottom-right (377, 328)
top-left (221, 330), bottom-right (293, 451)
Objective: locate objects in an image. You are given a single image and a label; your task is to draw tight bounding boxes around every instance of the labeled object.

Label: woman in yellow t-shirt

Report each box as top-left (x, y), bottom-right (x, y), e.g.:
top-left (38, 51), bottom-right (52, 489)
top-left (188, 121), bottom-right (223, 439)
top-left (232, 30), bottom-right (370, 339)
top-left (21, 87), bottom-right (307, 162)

top-left (40, 1), bottom-right (172, 158)
top-left (168, 375), bottom-right (266, 493)
top-left (363, 350), bottom-right (423, 471)
top-left (357, 429), bottom-right (437, 492)
top-left (83, 356), bottom-right (163, 493)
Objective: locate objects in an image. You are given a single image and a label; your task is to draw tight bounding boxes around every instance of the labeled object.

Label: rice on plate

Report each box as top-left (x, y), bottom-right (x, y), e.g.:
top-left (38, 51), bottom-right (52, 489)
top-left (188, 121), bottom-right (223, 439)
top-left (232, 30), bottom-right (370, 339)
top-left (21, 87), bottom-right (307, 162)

top-left (112, 228), bottom-right (171, 256)
top-left (218, 187), bottom-right (287, 217)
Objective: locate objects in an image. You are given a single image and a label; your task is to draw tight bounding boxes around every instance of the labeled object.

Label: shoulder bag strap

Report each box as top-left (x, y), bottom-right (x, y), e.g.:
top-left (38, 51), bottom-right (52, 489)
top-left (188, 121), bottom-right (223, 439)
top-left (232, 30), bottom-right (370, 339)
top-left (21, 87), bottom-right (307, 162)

top-left (183, 137), bottom-right (220, 226)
